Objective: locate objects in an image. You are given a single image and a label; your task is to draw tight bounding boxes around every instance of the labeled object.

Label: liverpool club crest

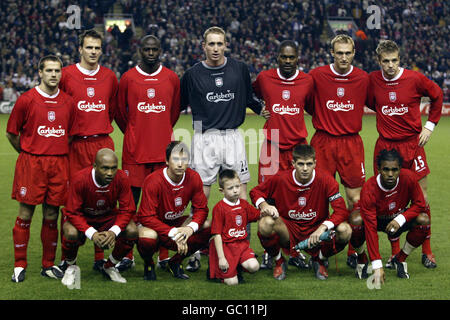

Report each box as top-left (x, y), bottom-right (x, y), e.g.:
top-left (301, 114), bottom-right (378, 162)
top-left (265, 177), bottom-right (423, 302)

top-left (389, 92), bottom-right (397, 102)
top-left (282, 90), bottom-right (290, 100)
top-left (147, 88), bottom-right (155, 98)
top-left (48, 111), bottom-right (55, 122)
top-left (337, 87), bottom-right (345, 97)
top-left (87, 87), bottom-right (95, 97)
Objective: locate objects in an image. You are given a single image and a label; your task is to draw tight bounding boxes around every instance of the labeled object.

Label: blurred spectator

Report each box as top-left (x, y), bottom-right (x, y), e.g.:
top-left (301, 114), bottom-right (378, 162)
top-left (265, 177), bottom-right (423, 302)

top-left (0, 0), bottom-right (448, 101)
top-left (3, 81), bottom-right (19, 102)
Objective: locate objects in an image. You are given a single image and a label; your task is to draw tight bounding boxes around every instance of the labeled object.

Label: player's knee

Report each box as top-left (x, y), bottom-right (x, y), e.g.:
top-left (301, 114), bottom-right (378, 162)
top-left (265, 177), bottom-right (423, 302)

top-left (349, 210), bottom-right (363, 226)
top-left (202, 219), bottom-right (212, 229)
top-left (243, 259), bottom-right (259, 273)
top-left (224, 277), bottom-right (239, 286)
top-left (63, 222), bottom-right (79, 241)
top-left (416, 212), bottom-right (430, 226)
top-left (336, 222), bottom-right (352, 243)
top-left (125, 220), bottom-right (138, 239)
top-left (258, 216), bottom-right (275, 236)
top-left (138, 226), bottom-right (158, 240)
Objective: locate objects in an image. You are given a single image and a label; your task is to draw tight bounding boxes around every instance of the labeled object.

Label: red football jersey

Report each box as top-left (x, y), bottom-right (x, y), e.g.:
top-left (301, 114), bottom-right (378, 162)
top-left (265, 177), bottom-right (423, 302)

top-left (309, 64), bottom-right (369, 135)
top-left (368, 68), bottom-right (443, 140)
top-left (63, 167), bottom-right (136, 234)
top-left (250, 169), bottom-right (348, 236)
top-left (7, 87), bottom-right (74, 155)
top-left (253, 68), bottom-right (314, 149)
top-left (116, 65), bottom-right (181, 164)
top-left (137, 167), bottom-right (208, 236)
top-left (360, 169), bottom-right (426, 264)
top-left (211, 198), bottom-right (260, 243)
top-left (59, 63), bottom-right (118, 137)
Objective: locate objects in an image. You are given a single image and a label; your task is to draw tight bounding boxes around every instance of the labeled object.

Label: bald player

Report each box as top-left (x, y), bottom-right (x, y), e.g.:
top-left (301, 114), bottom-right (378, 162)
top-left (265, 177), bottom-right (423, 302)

top-left (60, 148), bottom-right (137, 283)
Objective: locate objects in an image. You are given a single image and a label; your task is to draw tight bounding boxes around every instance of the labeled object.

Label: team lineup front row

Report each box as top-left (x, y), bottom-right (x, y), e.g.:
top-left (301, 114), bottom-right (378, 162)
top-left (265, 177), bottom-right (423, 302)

top-left (6, 27), bottom-right (442, 287)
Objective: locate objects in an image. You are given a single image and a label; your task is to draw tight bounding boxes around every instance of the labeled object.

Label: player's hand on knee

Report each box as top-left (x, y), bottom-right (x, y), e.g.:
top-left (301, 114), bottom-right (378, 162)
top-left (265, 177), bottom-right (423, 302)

top-left (385, 220), bottom-right (400, 235)
top-left (176, 241), bottom-right (188, 255)
top-left (219, 257), bottom-right (229, 273)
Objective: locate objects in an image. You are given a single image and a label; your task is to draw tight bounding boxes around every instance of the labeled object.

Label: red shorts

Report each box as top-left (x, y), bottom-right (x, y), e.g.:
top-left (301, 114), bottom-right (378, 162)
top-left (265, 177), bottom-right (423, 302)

top-left (69, 135), bottom-right (114, 180)
top-left (12, 152), bottom-right (69, 206)
top-left (310, 131), bottom-right (366, 188)
top-left (208, 239), bottom-right (256, 280)
top-left (122, 162), bottom-right (166, 187)
top-left (373, 135), bottom-right (429, 180)
top-left (258, 139), bottom-right (307, 184)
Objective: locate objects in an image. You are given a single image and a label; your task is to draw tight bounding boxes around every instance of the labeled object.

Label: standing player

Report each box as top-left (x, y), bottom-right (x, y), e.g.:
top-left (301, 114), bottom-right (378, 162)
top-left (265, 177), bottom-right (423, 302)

top-left (115, 35), bottom-right (180, 268)
top-left (368, 40), bottom-right (443, 268)
top-left (250, 144), bottom-right (351, 281)
top-left (7, 55), bottom-right (74, 282)
top-left (252, 40), bottom-right (314, 270)
top-left (59, 29), bottom-right (120, 271)
top-left (350, 149), bottom-right (429, 284)
top-left (180, 26), bottom-right (262, 269)
top-left (209, 170), bottom-right (265, 285)
top-left (136, 142), bottom-right (211, 281)
top-left (180, 26), bottom-right (262, 202)
top-left (60, 148), bottom-right (137, 284)
top-left (308, 34), bottom-right (369, 268)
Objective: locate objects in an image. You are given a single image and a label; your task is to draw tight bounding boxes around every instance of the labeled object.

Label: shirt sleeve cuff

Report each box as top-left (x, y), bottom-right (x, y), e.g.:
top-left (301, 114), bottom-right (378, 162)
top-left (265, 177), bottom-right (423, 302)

top-left (394, 214), bottom-right (406, 227)
top-left (372, 259), bottom-right (383, 270)
top-left (322, 221), bottom-right (334, 230)
top-left (187, 222), bottom-right (199, 233)
top-left (255, 197), bottom-right (266, 208)
top-left (168, 227), bottom-right (178, 239)
top-left (85, 227), bottom-right (97, 240)
top-left (424, 121), bottom-right (436, 131)
top-left (108, 225), bottom-right (121, 237)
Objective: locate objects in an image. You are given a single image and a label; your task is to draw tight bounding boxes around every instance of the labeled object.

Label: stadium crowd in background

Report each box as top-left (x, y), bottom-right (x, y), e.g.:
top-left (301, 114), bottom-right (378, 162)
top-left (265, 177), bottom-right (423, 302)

top-left (0, 0), bottom-right (448, 98)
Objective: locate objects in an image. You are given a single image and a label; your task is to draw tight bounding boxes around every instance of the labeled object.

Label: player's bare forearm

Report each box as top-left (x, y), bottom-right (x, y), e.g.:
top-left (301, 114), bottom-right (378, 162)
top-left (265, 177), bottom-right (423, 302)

top-left (6, 132), bottom-right (21, 153)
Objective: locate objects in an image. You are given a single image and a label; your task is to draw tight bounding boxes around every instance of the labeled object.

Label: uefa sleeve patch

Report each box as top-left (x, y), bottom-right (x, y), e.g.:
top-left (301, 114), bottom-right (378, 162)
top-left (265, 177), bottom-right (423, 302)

top-left (328, 192), bottom-right (342, 202)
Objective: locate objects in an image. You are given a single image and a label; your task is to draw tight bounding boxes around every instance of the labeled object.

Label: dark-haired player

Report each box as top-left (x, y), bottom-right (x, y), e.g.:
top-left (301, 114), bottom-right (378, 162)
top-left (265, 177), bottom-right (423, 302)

top-left (59, 29), bottom-right (120, 271)
top-left (115, 35), bottom-right (181, 268)
top-left (368, 40), bottom-right (443, 268)
top-left (250, 144), bottom-right (351, 281)
top-left (252, 40), bottom-right (313, 270)
top-left (136, 142), bottom-right (211, 281)
top-left (60, 148), bottom-right (137, 284)
top-left (350, 149), bottom-right (429, 284)
top-left (308, 34), bottom-right (369, 268)
top-left (7, 55), bottom-right (74, 282)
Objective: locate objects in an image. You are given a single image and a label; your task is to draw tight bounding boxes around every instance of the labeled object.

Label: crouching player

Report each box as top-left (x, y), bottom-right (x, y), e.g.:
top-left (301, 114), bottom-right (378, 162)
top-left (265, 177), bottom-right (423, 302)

top-left (136, 141), bottom-right (211, 281)
top-left (250, 144), bottom-right (351, 280)
top-left (350, 149), bottom-right (429, 284)
top-left (60, 148), bottom-right (138, 284)
top-left (209, 170), bottom-right (273, 285)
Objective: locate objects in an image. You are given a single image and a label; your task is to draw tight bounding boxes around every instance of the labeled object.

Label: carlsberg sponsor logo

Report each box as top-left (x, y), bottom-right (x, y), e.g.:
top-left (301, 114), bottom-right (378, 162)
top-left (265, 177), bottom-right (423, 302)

top-left (137, 102), bottom-right (166, 113)
top-left (381, 105), bottom-right (408, 116)
top-left (288, 210), bottom-right (317, 220)
top-left (206, 91), bottom-right (235, 103)
top-left (228, 228), bottom-right (246, 238)
top-left (37, 126), bottom-right (65, 137)
top-left (272, 104), bottom-right (300, 115)
top-left (164, 210), bottom-right (184, 220)
top-left (78, 101), bottom-right (106, 112)
top-left (326, 100), bottom-right (354, 112)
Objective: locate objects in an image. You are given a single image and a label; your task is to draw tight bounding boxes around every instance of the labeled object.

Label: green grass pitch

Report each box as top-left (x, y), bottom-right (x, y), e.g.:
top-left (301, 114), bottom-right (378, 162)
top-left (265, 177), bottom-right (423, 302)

top-left (0, 113), bottom-right (449, 300)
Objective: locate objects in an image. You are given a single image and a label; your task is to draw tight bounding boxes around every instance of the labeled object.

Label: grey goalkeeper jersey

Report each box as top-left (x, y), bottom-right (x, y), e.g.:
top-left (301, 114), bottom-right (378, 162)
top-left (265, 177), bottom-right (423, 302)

top-left (181, 57), bottom-right (262, 132)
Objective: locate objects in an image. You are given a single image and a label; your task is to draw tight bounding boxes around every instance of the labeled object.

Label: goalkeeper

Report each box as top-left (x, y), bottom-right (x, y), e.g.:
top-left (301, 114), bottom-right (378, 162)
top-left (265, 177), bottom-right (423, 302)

top-left (250, 144), bottom-right (352, 281)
